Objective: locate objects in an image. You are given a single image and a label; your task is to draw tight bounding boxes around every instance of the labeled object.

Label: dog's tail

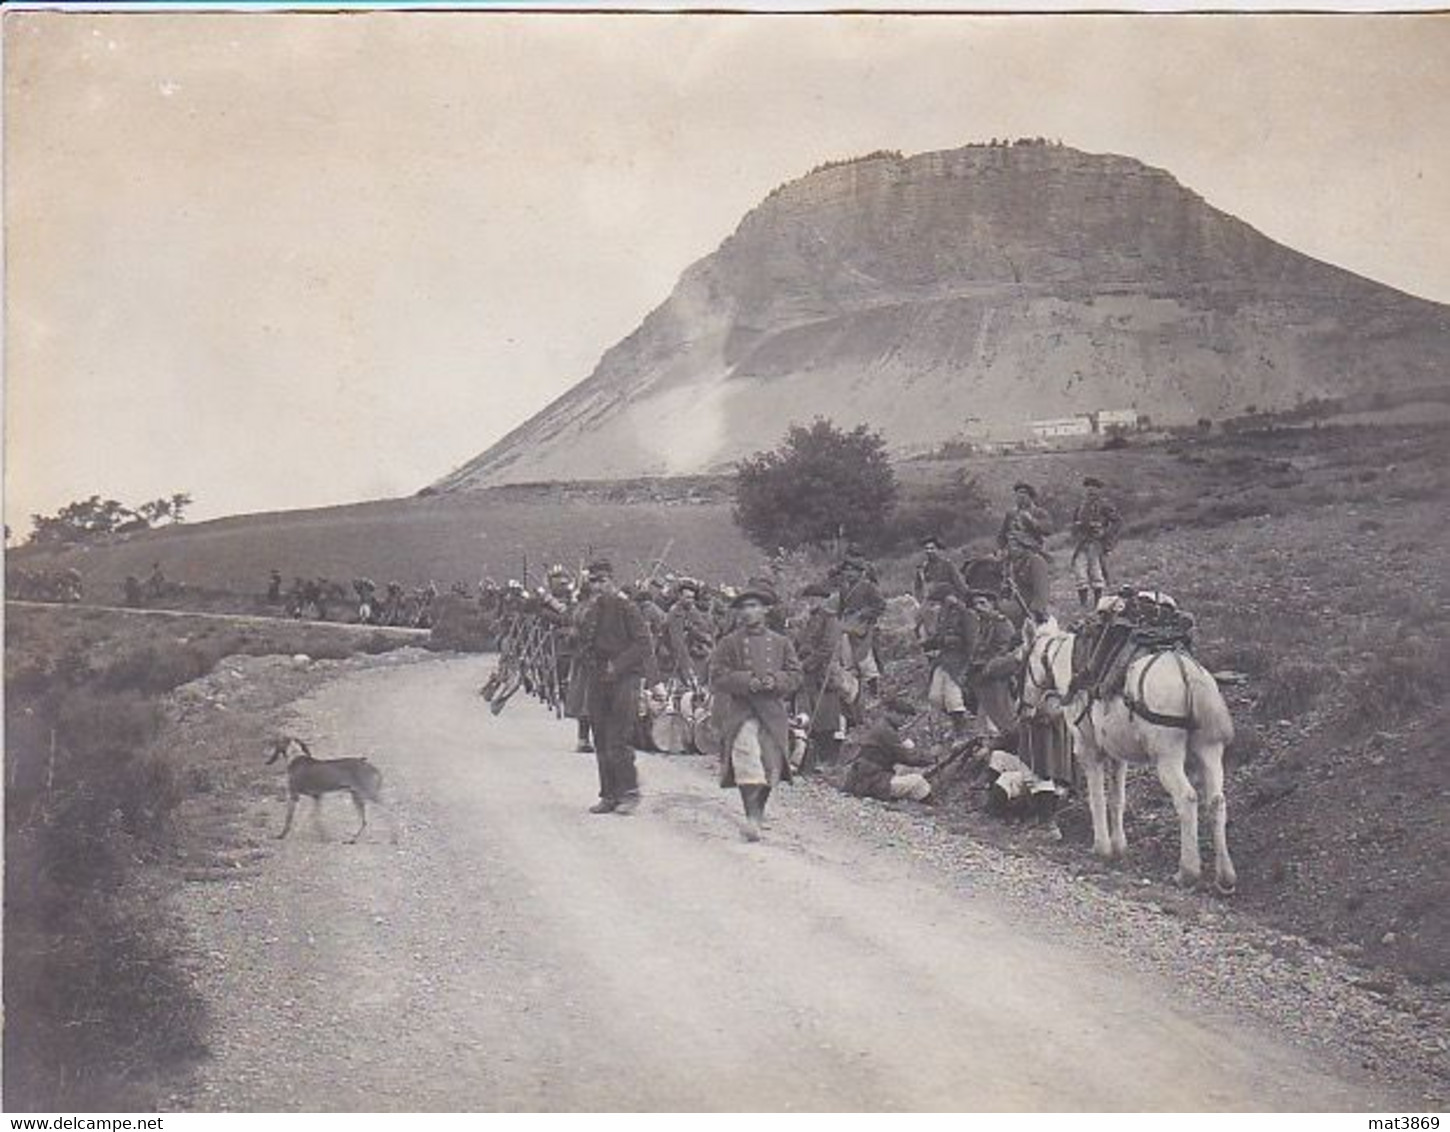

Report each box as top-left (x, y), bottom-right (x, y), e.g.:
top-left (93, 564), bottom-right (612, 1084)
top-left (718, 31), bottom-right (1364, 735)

top-left (357, 759), bottom-right (383, 802)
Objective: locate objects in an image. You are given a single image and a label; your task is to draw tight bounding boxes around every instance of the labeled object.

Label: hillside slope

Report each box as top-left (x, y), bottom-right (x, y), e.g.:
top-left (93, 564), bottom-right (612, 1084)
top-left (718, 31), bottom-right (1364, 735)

top-left (436, 144), bottom-right (1450, 490)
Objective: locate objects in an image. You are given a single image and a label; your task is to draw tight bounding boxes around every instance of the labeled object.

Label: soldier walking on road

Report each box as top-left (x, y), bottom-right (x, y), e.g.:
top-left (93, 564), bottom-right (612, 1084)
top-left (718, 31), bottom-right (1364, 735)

top-left (709, 577), bottom-right (803, 842)
top-left (997, 482), bottom-right (1054, 623)
top-left (578, 560), bottom-right (663, 815)
top-left (1070, 476), bottom-right (1123, 608)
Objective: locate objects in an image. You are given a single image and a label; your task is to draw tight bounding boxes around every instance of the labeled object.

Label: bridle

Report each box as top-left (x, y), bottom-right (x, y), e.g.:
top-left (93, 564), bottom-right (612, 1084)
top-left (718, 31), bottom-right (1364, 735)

top-left (1022, 633), bottom-right (1070, 709)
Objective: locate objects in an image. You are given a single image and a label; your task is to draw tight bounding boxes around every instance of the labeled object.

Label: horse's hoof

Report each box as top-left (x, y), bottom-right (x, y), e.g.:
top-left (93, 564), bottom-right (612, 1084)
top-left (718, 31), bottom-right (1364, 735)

top-left (1214, 878), bottom-right (1237, 897)
top-left (1175, 870), bottom-right (1202, 889)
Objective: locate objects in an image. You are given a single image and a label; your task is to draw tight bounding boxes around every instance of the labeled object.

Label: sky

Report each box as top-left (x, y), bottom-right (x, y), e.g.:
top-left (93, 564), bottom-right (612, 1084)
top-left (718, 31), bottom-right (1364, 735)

top-left (5, 11), bottom-right (1448, 528)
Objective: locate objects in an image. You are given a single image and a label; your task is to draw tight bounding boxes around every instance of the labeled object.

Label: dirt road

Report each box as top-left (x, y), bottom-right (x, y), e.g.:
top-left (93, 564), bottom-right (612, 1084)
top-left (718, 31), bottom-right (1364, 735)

top-left (180, 654), bottom-right (1399, 1111)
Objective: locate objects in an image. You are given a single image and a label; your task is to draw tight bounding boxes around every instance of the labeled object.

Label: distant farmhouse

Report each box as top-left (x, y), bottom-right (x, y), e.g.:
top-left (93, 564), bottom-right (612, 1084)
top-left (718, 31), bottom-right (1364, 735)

top-left (1028, 408), bottom-right (1141, 441)
top-left (1029, 416), bottom-right (1094, 439)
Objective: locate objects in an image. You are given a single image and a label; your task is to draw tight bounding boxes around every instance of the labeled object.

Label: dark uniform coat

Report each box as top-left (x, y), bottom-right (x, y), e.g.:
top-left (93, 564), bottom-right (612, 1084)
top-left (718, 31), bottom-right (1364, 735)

top-left (844, 719), bottom-right (934, 801)
top-left (666, 600), bottom-right (716, 686)
top-left (793, 606), bottom-right (845, 735)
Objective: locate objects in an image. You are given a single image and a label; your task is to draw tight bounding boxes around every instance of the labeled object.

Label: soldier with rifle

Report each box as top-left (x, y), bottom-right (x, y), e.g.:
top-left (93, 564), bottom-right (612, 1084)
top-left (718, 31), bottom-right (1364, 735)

top-left (997, 482), bottom-right (1054, 624)
top-left (1070, 476), bottom-right (1123, 608)
top-left (842, 697), bottom-right (936, 804)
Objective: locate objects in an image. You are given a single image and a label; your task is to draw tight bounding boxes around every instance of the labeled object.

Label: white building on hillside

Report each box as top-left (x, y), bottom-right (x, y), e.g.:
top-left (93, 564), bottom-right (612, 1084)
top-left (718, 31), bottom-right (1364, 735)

top-left (1029, 416), bottom-right (1093, 439)
top-left (1095, 408), bottom-right (1140, 431)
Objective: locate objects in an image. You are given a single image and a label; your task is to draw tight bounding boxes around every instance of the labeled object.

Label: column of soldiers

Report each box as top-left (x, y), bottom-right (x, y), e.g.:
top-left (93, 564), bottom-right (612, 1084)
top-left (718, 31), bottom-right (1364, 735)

top-left (482, 476), bottom-right (1143, 835)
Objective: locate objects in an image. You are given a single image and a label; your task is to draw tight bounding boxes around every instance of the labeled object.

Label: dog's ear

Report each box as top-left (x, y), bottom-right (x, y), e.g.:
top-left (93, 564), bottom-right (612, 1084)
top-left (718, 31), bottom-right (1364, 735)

top-left (265, 738), bottom-right (286, 765)
top-left (293, 738), bottom-right (313, 757)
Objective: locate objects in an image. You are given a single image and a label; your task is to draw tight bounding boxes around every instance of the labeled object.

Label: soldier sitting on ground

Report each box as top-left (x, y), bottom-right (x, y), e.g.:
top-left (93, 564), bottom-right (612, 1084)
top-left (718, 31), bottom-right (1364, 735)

top-left (842, 696), bottom-right (936, 804)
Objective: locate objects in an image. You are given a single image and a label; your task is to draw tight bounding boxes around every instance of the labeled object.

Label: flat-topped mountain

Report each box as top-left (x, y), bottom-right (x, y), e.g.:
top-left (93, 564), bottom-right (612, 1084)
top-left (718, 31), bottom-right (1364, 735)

top-left (435, 143), bottom-right (1450, 490)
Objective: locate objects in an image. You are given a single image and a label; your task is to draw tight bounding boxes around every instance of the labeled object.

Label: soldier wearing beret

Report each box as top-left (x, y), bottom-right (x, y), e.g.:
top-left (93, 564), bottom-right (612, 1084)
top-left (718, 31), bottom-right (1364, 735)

top-left (1070, 476), bottom-right (1123, 608)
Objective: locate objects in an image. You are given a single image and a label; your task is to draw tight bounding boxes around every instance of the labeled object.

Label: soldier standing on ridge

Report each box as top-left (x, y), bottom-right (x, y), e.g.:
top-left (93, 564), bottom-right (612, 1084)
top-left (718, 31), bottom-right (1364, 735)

top-left (997, 481), bottom-right (1054, 623)
top-left (1070, 476), bottom-right (1123, 608)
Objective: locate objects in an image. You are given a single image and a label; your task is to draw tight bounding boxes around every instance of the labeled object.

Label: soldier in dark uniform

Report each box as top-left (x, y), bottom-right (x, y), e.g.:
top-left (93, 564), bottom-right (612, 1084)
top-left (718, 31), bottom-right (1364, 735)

top-left (997, 482), bottom-right (1054, 623)
top-left (1070, 476), bottom-right (1123, 608)
top-left (665, 578), bottom-right (715, 690)
top-left (267, 570), bottom-right (283, 604)
top-left (538, 566), bottom-right (579, 723)
top-left (843, 697), bottom-right (936, 804)
top-left (792, 581), bottom-right (846, 768)
top-left (578, 560), bottom-right (662, 815)
top-left (837, 555), bottom-right (886, 700)
top-left (914, 536), bottom-right (967, 602)
top-left (920, 582), bottom-right (976, 739)
top-left (965, 589), bottom-right (1021, 735)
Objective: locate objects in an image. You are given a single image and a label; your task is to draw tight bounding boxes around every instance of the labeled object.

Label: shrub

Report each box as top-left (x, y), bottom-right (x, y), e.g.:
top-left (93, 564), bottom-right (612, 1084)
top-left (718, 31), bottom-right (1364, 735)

top-left (885, 470), bottom-right (992, 553)
top-left (1254, 660), bottom-right (1336, 721)
top-left (733, 418), bottom-right (898, 552)
top-left (1347, 635), bottom-right (1450, 728)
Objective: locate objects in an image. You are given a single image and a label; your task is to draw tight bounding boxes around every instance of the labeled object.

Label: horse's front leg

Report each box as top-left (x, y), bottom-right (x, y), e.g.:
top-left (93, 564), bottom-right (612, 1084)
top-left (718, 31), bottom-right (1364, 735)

top-left (1081, 750), bottom-right (1113, 860)
top-left (1154, 748), bottom-right (1202, 888)
top-left (1107, 759), bottom-right (1129, 860)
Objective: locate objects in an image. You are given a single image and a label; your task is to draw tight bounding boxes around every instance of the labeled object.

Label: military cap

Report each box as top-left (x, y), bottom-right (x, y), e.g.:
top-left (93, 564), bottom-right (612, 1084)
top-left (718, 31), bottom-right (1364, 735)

top-left (731, 576), bottom-right (779, 608)
top-left (586, 559), bottom-right (614, 580)
top-left (1012, 481), bottom-right (1038, 499)
top-left (921, 535), bottom-right (944, 550)
top-left (1082, 476), bottom-right (1104, 489)
top-left (675, 577), bottom-right (700, 595)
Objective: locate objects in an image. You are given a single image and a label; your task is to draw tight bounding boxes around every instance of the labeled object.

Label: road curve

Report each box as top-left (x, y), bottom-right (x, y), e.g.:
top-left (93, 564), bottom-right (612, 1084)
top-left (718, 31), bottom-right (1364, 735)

top-left (181, 654), bottom-right (1392, 1111)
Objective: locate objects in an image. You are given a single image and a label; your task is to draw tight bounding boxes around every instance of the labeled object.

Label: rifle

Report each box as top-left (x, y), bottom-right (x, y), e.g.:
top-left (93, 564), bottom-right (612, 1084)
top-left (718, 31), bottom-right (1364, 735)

top-left (643, 537), bottom-right (676, 588)
top-left (924, 735), bottom-right (988, 783)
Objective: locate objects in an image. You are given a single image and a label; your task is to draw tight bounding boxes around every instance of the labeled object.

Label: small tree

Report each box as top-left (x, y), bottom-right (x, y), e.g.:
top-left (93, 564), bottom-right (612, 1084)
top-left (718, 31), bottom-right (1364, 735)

top-left (732, 418), bottom-right (898, 553)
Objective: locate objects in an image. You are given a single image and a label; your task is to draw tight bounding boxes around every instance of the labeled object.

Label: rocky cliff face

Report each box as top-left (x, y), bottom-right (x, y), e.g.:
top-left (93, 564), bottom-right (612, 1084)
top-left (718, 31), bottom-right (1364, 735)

top-left (435, 144), bottom-right (1450, 489)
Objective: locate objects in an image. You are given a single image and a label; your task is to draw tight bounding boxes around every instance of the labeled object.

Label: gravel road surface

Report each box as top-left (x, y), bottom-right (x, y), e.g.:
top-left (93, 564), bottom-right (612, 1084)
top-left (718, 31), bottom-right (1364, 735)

top-left (178, 654), bottom-right (1414, 1111)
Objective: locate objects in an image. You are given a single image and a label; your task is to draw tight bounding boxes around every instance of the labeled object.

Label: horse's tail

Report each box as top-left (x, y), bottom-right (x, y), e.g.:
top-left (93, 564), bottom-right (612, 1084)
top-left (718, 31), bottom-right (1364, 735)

top-left (1184, 655), bottom-right (1234, 746)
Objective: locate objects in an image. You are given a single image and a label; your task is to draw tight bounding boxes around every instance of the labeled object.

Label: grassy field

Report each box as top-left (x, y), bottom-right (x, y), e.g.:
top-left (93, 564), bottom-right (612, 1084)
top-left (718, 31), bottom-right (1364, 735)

top-left (9, 490), bottom-right (762, 605)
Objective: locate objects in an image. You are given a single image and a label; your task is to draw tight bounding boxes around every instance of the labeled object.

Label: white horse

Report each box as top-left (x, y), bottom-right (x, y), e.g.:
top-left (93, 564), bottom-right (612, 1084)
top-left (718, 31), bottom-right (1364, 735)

top-left (1020, 618), bottom-right (1238, 894)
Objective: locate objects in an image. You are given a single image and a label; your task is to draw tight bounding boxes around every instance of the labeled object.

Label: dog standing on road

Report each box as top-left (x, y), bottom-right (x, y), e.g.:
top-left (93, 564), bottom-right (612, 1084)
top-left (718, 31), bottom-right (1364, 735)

top-left (266, 736), bottom-right (386, 844)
